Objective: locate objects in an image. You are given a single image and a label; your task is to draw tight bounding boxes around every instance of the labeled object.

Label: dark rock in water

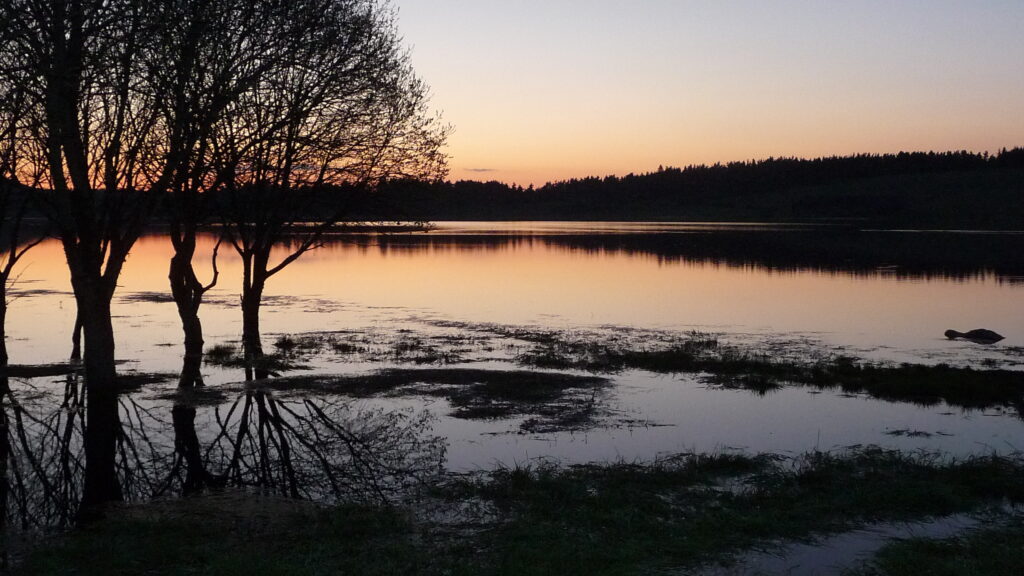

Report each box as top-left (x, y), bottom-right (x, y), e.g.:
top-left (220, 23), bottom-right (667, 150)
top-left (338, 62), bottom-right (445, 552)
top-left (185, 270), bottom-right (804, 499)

top-left (944, 329), bottom-right (1005, 344)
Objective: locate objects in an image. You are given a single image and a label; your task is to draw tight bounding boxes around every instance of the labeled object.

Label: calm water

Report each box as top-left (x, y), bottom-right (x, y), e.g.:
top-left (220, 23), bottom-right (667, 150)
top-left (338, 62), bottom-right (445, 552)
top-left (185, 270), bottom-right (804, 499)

top-left (9, 222), bottom-right (1023, 368)
top-left (3, 222), bottom-right (1024, 529)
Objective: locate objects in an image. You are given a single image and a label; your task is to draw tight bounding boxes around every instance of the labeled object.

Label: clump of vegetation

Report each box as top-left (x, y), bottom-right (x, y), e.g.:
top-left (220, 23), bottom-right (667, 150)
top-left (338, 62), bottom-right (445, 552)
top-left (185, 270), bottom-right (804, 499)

top-left (331, 340), bottom-right (367, 355)
top-left (204, 343), bottom-right (237, 365)
top-left (850, 515), bottom-right (1024, 576)
top-left (202, 342), bottom-right (303, 373)
top-left (241, 369), bottom-right (611, 432)
top-left (513, 332), bottom-right (1024, 412)
top-left (118, 291), bottom-right (177, 304)
top-left (391, 337), bottom-right (461, 364)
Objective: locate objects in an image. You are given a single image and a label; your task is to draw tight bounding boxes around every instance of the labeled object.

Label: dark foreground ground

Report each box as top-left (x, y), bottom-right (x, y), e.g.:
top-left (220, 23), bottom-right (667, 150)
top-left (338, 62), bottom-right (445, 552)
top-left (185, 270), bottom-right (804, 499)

top-left (9, 448), bottom-right (1024, 575)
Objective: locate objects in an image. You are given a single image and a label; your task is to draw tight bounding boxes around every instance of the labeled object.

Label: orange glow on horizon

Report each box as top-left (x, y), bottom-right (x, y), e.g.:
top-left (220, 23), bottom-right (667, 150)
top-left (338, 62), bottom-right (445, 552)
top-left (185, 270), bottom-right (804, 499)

top-left (396, 2), bottom-right (1024, 188)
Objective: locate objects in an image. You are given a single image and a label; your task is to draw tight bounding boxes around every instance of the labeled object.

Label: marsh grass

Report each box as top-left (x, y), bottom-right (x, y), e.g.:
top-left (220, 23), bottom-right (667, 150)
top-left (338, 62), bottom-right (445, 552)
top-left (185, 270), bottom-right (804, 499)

top-left (235, 323), bottom-right (1023, 412)
top-left (118, 291), bottom-right (177, 304)
top-left (238, 369), bottom-right (611, 432)
top-left (204, 343), bottom-right (238, 364)
top-left (203, 342), bottom-right (303, 373)
top-left (3, 363), bottom-right (78, 378)
top-left (515, 334), bottom-right (1024, 411)
top-left (438, 448), bottom-right (1024, 574)
top-left (268, 331), bottom-right (469, 365)
top-left (14, 448), bottom-right (1024, 576)
top-left (116, 372), bottom-right (177, 392)
top-left (848, 515), bottom-right (1024, 576)
top-left (18, 499), bottom-right (435, 576)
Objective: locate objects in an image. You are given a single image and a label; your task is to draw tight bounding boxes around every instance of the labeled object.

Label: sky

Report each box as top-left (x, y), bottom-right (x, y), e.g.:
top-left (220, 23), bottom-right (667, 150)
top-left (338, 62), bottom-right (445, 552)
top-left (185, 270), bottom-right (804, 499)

top-left (394, 0), bottom-right (1024, 186)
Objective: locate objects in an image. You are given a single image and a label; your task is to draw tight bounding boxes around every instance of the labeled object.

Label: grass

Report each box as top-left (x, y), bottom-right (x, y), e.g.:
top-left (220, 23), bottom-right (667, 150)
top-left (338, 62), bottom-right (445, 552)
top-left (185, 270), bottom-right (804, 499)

top-left (270, 331), bottom-right (466, 364)
top-left (3, 363), bottom-right (78, 377)
top-left (438, 448), bottom-right (1024, 575)
top-left (222, 324), bottom-right (1024, 413)
top-left (202, 343), bottom-right (303, 373)
top-left (12, 448), bottom-right (1024, 576)
top-left (17, 498), bottom-right (436, 576)
top-left (239, 368), bottom-right (612, 432)
top-left (848, 516), bottom-right (1024, 576)
top-left (515, 334), bottom-right (1024, 411)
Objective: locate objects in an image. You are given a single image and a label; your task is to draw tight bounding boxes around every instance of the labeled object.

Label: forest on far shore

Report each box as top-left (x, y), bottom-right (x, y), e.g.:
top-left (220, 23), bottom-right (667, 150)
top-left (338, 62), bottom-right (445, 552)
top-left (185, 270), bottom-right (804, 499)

top-left (5, 148), bottom-right (1024, 229)
top-left (363, 148), bottom-right (1024, 228)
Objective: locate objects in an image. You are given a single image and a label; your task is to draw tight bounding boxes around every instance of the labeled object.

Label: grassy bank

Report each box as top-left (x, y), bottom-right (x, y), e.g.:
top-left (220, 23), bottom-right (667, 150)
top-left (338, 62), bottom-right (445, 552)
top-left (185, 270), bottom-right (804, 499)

top-left (13, 448), bottom-right (1024, 575)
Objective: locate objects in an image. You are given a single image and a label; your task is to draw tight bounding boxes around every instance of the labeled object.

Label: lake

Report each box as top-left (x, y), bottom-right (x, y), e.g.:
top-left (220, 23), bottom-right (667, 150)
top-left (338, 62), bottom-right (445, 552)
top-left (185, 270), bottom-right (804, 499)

top-left (3, 222), bottom-right (1024, 530)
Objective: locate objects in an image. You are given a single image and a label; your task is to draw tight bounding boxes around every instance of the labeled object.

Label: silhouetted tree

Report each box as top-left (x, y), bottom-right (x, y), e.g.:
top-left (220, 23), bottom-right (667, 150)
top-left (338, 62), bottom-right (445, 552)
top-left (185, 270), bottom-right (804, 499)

top-left (143, 0), bottom-right (295, 388)
top-left (0, 79), bottom-right (46, 367)
top-left (209, 0), bottom-right (448, 361)
top-left (0, 0), bottom-right (176, 507)
top-left (0, 0), bottom-right (446, 506)
top-left (1, 0), bottom-right (156, 390)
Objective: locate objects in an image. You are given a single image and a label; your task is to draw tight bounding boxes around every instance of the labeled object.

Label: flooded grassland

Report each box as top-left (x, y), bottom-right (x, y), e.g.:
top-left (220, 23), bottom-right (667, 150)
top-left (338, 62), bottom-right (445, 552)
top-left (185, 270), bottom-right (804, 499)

top-left (4, 223), bottom-right (1024, 574)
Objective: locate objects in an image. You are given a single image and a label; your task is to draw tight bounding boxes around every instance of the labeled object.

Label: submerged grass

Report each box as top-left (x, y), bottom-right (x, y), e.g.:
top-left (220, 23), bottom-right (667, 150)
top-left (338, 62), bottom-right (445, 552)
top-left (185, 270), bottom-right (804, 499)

top-left (849, 515), bottom-right (1024, 576)
top-left (197, 321), bottom-right (1024, 421)
top-left (240, 368), bottom-right (611, 432)
top-left (224, 323), bottom-right (1023, 414)
top-left (15, 448), bottom-right (1024, 576)
top-left (3, 363), bottom-right (78, 378)
top-left (515, 333), bottom-right (1024, 412)
top-left (269, 330), bottom-right (469, 365)
top-left (202, 343), bottom-right (304, 373)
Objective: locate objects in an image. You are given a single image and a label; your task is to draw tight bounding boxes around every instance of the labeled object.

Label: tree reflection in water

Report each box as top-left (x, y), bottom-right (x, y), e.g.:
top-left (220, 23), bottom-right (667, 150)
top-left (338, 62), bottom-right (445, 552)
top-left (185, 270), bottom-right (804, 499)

top-left (0, 370), bottom-right (446, 537)
top-left (1, 373), bottom-right (85, 532)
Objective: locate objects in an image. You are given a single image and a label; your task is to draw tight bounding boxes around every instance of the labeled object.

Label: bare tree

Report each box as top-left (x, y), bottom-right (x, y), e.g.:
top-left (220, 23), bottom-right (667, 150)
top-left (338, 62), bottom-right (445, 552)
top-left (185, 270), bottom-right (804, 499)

top-left (0, 64), bottom-right (48, 368)
top-left (0, 0), bottom-right (165, 381)
top-left (210, 0), bottom-right (449, 361)
top-left (148, 0), bottom-right (447, 385)
top-left (0, 0), bottom-right (447, 507)
top-left (141, 0), bottom-right (286, 388)
top-left (0, 0), bottom-right (167, 507)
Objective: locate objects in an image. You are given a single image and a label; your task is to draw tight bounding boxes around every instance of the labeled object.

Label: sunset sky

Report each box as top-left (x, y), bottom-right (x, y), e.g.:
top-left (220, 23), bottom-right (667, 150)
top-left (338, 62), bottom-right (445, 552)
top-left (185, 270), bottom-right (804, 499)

top-left (395, 1), bottom-right (1024, 186)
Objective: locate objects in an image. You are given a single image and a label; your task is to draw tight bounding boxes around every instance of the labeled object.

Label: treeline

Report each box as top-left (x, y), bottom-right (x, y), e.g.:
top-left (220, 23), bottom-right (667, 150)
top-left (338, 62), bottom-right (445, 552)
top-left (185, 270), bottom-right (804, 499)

top-left (6, 148), bottom-right (1023, 228)
top-left (361, 148), bottom-right (1024, 226)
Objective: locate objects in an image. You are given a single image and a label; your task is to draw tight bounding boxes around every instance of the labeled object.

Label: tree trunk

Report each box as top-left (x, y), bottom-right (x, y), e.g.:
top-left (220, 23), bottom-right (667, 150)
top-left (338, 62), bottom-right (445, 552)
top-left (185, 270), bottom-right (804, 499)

top-left (179, 342), bottom-right (204, 388)
top-left (74, 281), bottom-right (122, 512)
top-left (0, 293), bottom-right (7, 368)
top-left (70, 310), bottom-right (83, 361)
top-left (241, 277), bottom-right (265, 360)
top-left (170, 244), bottom-right (206, 388)
top-left (79, 294), bottom-right (117, 387)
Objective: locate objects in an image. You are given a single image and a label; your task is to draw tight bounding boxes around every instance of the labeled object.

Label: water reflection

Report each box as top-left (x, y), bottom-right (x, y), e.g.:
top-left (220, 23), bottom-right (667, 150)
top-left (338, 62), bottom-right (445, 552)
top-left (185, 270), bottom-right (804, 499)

top-left (1, 373), bottom-right (84, 532)
top-left (352, 226), bottom-right (1024, 283)
top-left (0, 371), bottom-right (445, 535)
